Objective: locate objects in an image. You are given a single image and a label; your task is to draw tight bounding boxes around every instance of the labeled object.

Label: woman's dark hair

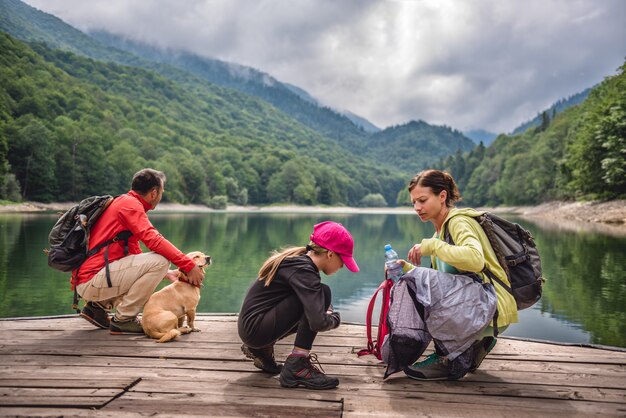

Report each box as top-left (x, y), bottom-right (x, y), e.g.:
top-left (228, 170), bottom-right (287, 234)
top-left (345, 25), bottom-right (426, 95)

top-left (131, 168), bottom-right (166, 194)
top-left (407, 169), bottom-right (462, 207)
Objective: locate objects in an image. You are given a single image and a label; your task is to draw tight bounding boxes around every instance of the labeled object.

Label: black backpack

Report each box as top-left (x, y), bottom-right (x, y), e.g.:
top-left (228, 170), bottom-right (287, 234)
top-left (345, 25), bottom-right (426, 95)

top-left (443, 212), bottom-right (544, 310)
top-left (46, 195), bottom-right (132, 272)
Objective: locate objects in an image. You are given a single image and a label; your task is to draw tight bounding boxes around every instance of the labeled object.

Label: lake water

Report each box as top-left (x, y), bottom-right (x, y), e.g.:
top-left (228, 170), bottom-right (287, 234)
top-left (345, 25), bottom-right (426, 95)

top-left (1, 211), bottom-right (624, 348)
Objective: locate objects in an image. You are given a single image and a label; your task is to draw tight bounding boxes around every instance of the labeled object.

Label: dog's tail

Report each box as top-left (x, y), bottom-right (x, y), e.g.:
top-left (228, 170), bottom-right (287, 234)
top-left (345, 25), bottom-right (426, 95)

top-left (156, 329), bottom-right (181, 343)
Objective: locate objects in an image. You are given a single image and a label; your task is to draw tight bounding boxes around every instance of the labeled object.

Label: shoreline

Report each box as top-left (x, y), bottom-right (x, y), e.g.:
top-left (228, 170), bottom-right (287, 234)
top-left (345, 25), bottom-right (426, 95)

top-left (2, 199), bottom-right (625, 235)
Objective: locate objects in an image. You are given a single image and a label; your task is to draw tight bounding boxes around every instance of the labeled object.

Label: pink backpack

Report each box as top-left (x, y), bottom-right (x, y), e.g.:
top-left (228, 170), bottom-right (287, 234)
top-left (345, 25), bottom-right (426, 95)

top-left (357, 276), bottom-right (394, 360)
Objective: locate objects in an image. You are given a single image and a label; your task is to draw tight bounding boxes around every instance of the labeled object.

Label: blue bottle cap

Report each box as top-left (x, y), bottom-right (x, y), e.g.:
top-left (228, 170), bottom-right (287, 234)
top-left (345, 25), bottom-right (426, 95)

top-left (384, 244), bottom-right (392, 251)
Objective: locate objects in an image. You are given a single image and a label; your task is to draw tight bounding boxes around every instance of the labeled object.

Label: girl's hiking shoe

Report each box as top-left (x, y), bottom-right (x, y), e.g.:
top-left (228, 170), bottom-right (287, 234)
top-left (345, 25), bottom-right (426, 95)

top-left (80, 301), bottom-right (110, 329)
top-left (404, 353), bottom-right (450, 381)
top-left (469, 337), bottom-right (497, 372)
top-left (109, 317), bottom-right (144, 334)
top-left (241, 344), bottom-right (282, 375)
top-left (279, 353), bottom-right (339, 390)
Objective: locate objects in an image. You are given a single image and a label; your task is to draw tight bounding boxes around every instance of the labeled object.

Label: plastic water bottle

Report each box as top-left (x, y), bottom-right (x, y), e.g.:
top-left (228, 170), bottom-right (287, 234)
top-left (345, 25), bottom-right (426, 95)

top-left (384, 244), bottom-right (403, 281)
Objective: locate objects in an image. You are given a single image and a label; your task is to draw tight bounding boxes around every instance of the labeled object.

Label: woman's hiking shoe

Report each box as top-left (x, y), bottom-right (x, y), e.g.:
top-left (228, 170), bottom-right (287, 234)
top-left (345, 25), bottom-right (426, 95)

top-left (404, 353), bottom-right (450, 381)
top-left (80, 301), bottom-right (110, 329)
top-left (279, 354), bottom-right (339, 390)
top-left (109, 317), bottom-right (144, 335)
top-left (469, 337), bottom-right (497, 372)
top-left (241, 344), bottom-right (282, 375)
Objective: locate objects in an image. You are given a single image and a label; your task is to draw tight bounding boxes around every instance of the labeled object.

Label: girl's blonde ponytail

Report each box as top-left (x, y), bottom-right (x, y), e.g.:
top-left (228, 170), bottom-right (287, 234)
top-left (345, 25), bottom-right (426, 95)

top-left (258, 242), bottom-right (328, 286)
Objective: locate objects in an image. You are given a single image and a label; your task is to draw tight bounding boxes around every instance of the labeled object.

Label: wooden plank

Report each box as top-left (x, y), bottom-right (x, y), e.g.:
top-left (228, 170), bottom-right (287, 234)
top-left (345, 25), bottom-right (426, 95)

top-left (0, 406), bottom-right (152, 418)
top-left (0, 397), bottom-right (115, 407)
top-left (112, 389), bottom-right (622, 417)
top-left (2, 316), bottom-right (622, 355)
top-left (0, 408), bottom-right (153, 418)
top-left (132, 376), bottom-right (626, 404)
top-left (340, 397), bottom-right (618, 418)
top-left (105, 392), bottom-right (342, 417)
top-left (1, 355), bottom-right (624, 390)
top-left (1, 362), bottom-right (624, 406)
top-left (0, 388), bottom-right (121, 397)
top-left (1, 354), bottom-right (620, 388)
top-left (0, 378), bottom-right (133, 388)
top-left (2, 340), bottom-right (625, 367)
top-left (0, 334), bottom-right (618, 363)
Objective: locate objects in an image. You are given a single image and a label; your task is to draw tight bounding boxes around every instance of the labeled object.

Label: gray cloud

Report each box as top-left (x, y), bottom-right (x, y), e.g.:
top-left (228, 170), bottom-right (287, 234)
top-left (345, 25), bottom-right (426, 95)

top-left (25, 0), bottom-right (626, 133)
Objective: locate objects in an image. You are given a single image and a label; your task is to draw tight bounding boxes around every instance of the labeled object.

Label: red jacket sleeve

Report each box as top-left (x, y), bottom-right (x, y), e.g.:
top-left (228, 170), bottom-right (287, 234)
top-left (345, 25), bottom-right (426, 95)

top-left (118, 205), bottom-right (197, 273)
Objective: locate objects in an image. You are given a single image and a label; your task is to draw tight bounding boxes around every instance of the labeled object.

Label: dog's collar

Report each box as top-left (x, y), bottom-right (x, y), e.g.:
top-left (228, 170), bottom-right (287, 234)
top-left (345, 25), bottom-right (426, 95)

top-left (177, 278), bottom-right (202, 288)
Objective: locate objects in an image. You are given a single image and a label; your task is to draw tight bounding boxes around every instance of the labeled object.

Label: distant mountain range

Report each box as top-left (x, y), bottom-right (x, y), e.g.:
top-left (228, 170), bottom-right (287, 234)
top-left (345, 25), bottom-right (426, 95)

top-left (511, 89), bottom-right (592, 135)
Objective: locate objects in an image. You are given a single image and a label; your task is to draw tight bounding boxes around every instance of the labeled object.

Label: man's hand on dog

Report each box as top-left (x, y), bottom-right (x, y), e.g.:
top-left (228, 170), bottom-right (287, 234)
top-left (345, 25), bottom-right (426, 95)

top-left (185, 265), bottom-right (205, 286)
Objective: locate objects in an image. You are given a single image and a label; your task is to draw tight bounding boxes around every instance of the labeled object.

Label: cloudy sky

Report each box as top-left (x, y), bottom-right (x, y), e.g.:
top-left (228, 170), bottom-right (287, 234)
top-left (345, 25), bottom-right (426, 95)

top-left (25, 0), bottom-right (626, 133)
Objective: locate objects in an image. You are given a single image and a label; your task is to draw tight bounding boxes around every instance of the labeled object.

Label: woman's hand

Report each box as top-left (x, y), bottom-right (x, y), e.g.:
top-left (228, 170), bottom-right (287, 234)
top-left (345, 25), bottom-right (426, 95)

top-left (408, 243), bottom-right (423, 265)
top-left (384, 259), bottom-right (407, 272)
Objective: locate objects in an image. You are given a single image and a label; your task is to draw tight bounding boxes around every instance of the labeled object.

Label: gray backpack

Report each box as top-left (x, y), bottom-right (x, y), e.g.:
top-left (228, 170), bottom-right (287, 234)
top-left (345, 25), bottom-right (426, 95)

top-left (443, 212), bottom-right (544, 310)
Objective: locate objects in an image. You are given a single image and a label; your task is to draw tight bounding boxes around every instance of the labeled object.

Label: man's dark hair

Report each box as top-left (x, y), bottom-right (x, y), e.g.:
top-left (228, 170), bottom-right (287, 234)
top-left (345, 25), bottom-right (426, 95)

top-left (131, 168), bottom-right (166, 194)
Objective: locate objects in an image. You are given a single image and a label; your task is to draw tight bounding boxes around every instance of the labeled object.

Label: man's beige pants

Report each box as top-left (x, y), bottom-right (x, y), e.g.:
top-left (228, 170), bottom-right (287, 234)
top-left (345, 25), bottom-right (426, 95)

top-left (76, 252), bottom-right (169, 321)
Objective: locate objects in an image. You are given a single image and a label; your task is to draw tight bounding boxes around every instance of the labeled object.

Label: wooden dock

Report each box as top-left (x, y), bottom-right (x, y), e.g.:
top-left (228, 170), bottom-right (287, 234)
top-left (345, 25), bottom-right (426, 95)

top-left (0, 315), bottom-right (624, 417)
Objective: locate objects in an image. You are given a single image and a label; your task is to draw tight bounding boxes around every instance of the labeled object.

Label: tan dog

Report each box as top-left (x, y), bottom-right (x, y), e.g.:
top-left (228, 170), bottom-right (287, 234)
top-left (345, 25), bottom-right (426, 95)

top-left (142, 251), bottom-right (211, 343)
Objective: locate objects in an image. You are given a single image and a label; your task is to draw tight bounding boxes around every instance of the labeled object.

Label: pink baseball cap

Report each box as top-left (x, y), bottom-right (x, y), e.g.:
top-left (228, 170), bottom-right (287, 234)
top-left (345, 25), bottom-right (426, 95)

top-left (310, 221), bottom-right (359, 272)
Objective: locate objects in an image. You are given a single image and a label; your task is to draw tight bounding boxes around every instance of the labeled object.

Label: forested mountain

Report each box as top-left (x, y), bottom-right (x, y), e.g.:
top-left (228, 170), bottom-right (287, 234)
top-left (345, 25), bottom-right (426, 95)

top-left (511, 88), bottom-right (592, 135)
top-left (88, 31), bottom-right (371, 148)
top-left (0, 33), bottom-right (408, 206)
top-left (0, 0), bottom-right (370, 147)
top-left (437, 62), bottom-right (625, 206)
top-left (1, 1), bottom-right (471, 161)
top-left (366, 121), bottom-right (476, 173)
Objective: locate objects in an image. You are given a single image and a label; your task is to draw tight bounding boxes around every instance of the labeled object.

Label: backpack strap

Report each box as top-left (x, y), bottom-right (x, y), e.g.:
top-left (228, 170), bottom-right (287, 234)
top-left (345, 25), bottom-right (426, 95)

top-left (357, 276), bottom-right (393, 359)
top-left (442, 214), bottom-right (512, 293)
top-left (73, 287), bottom-right (81, 314)
top-left (87, 230), bottom-right (133, 288)
top-left (442, 215), bottom-right (501, 336)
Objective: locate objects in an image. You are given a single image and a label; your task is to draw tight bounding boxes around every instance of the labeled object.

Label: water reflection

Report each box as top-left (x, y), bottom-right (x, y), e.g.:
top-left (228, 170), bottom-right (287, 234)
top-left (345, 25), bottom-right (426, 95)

top-left (0, 212), bottom-right (624, 347)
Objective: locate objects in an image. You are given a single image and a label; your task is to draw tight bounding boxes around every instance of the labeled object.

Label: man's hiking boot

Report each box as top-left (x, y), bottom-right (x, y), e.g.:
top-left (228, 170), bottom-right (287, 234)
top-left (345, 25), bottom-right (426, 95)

top-left (80, 301), bottom-right (110, 329)
top-left (469, 337), bottom-right (497, 372)
top-left (404, 353), bottom-right (450, 381)
top-left (279, 354), bottom-right (339, 390)
top-left (110, 317), bottom-right (144, 335)
top-left (241, 344), bottom-right (282, 375)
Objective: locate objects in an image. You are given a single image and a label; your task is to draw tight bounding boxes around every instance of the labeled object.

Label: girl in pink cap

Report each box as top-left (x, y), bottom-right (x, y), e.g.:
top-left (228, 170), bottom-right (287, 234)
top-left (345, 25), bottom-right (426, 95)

top-left (238, 221), bottom-right (359, 390)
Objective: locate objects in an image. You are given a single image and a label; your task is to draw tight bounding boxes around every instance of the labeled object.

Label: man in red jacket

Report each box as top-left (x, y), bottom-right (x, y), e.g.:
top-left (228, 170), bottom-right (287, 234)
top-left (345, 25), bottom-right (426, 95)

top-left (74, 168), bottom-right (205, 334)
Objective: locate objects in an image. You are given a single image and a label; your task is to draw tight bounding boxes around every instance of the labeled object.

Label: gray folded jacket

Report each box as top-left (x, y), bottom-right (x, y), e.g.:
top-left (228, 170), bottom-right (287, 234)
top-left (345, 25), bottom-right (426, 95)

top-left (381, 267), bottom-right (497, 378)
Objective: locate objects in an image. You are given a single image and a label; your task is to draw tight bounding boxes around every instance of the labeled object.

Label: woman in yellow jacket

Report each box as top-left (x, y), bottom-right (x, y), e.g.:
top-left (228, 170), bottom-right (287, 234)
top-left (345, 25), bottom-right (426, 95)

top-left (400, 169), bottom-right (518, 380)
